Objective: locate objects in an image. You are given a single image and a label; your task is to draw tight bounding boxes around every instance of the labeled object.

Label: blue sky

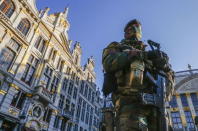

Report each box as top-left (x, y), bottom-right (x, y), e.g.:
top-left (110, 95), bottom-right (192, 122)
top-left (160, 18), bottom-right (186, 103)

top-left (37, 0), bottom-right (198, 87)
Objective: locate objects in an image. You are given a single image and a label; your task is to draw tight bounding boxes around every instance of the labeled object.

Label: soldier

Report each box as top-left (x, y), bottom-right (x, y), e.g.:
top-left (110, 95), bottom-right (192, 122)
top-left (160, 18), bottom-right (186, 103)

top-left (102, 19), bottom-right (174, 131)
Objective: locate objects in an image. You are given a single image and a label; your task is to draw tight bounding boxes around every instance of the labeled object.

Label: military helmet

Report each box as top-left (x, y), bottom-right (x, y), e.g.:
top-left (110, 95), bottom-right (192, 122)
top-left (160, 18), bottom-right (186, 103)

top-left (124, 19), bottom-right (141, 32)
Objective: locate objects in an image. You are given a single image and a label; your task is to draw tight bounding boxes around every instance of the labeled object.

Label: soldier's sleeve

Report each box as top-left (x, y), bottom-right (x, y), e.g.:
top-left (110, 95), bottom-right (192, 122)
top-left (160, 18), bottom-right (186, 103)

top-left (102, 42), bottom-right (131, 73)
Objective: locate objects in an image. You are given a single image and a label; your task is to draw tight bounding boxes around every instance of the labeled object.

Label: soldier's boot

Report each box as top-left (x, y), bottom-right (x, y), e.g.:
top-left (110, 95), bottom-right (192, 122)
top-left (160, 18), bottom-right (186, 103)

top-left (116, 114), bottom-right (141, 131)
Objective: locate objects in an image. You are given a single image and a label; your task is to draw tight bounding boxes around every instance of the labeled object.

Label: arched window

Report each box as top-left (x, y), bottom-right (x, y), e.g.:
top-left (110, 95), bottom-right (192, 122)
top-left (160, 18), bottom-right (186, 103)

top-left (0, 0), bottom-right (15, 18)
top-left (17, 19), bottom-right (30, 36)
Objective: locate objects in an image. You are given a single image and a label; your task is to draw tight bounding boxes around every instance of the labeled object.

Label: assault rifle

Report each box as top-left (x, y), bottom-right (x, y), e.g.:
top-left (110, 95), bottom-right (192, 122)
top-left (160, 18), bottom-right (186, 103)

top-left (146, 40), bottom-right (172, 76)
top-left (142, 40), bottom-right (171, 131)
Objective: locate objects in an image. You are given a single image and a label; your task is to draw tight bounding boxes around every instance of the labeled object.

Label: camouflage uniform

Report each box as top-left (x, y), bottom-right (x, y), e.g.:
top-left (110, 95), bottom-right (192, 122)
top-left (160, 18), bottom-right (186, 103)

top-left (102, 20), bottom-right (174, 131)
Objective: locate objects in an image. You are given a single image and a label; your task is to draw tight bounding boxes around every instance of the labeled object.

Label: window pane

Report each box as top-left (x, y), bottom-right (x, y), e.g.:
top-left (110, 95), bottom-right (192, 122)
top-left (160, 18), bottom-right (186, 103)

top-left (191, 93), bottom-right (198, 110)
top-left (0, 2), bottom-right (6, 11)
top-left (171, 112), bottom-right (183, 129)
top-left (34, 36), bottom-right (41, 48)
top-left (0, 0), bottom-right (15, 18)
top-left (22, 55), bottom-right (39, 85)
top-left (21, 64), bottom-right (30, 80)
top-left (68, 82), bottom-right (73, 95)
top-left (0, 48), bottom-right (15, 70)
top-left (39, 40), bottom-right (46, 53)
top-left (9, 39), bottom-right (20, 51)
top-left (60, 119), bottom-right (66, 130)
top-left (10, 91), bottom-right (20, 107)
top-left (62, 78), bottom-right (68, 91)
top-left (32, 58), bottom-right (39, 67)
top-left (17, 19), bottom-right (30, 36)
top-left (16, 92), bottom-right (25, 109)
top-left (26, 67), bottom-right (35, 82)
top-left (180, 94), bottom-right (188, 107)
top-left (5, 6), bottom-right (14, 18)
top-left (28, 55), bottom-right (33, 63)
top-left (169, 95), bottom-right (178, 108)
top-left (43, 75), bottom-right (50, 88)
top-left (184, 111), bottom-right (195, 129)
top-left (73, 87), bottom-right (77, 99)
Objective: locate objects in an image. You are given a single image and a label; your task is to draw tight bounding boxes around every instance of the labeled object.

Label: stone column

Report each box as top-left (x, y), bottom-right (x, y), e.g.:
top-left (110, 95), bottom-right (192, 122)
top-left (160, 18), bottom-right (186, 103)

top-left (0, 29), bottom-right (13, 50)
top-left (186, 93), bottom-right (196, 118)
top-left (59, 117), bottom-right (64, 131)
top-left (0, 27), bottom-right (9, 45)
top-left (48, 109), bottom-right (57, 130)
top-left (176, 94), bottom-right (187, 126)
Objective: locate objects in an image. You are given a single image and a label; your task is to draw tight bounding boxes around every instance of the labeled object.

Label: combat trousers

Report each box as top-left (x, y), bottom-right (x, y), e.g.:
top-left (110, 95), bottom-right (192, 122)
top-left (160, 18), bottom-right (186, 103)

top-left (114, 95), bottom-right (160, 131)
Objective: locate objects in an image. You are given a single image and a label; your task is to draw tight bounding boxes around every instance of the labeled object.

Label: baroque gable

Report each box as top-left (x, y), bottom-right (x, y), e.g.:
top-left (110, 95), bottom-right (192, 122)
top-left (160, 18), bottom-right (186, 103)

top-left (39, 7), bottom-right (71, 52)
top-left (26, 0), bottom-right (39, 14)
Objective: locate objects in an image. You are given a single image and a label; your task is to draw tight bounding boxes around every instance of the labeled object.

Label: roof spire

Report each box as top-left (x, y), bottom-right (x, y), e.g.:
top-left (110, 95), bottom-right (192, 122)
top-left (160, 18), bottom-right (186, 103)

top-left (44, 7), bottom-right (50, 14)
top-left (63, 7), bottom-right (69, 18)
top-left (40, 7), bottom-right (50, 18)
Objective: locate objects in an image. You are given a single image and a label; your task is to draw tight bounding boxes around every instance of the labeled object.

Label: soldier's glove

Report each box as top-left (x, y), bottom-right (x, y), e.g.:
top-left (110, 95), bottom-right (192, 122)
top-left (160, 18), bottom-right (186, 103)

top-left (127, 50), bottom-right (144, 61)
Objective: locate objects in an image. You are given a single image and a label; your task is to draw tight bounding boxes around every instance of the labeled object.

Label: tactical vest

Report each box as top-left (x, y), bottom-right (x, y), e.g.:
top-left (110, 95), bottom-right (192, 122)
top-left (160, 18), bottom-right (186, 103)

top-left (115, 60), bottom-right (145, 95)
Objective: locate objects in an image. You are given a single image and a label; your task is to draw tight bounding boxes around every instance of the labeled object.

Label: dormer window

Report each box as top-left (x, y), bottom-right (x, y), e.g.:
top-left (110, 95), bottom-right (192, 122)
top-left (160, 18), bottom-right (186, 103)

top-left (87, 73), bottom-right (90, 81)
top-left (57, 57), bottom-right (61, 69)
top-left (51, 50), bottom-right (57, 61)
top-left (56, 58), bottom-right (64, 72)
top-left (66, 67), bottom-right (71, 75)
top-left (0, 0), bottom-right (15, 18)
top-left (59, 60), bottom-right (64, 72)
top-left (71, 72), bottom-right (76, 80)
top-left (34, 36), bottom-right (46, 53)
top-left (91, 77), bottom-right (93, 83)
top-left (75, 54), bottom-right (79, 65)
top-left (17, 18), bottom-right (30, 36)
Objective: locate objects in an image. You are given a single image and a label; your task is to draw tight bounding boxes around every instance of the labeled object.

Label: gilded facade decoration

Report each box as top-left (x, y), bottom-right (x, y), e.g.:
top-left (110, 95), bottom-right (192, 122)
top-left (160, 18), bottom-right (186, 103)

top-left (0, 0), bottom-right (103, 131)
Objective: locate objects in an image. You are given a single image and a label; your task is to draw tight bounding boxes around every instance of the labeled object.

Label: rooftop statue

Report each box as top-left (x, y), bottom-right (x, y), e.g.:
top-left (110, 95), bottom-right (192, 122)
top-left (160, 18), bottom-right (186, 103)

top-left (102, 19), bottom-right (175, 131)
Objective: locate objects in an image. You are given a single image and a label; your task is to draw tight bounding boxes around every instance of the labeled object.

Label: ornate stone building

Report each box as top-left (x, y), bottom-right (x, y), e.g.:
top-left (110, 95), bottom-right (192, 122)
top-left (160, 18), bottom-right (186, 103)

top-left (0, 0), bottom-right (103, 130)
top-left (168, 68), bottom-right (198, 131)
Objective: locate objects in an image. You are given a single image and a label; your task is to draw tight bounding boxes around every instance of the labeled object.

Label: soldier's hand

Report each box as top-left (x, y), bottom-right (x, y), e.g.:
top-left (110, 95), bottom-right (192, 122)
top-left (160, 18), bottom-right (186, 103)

top-left (127, 50), bottom-right (141, 59)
